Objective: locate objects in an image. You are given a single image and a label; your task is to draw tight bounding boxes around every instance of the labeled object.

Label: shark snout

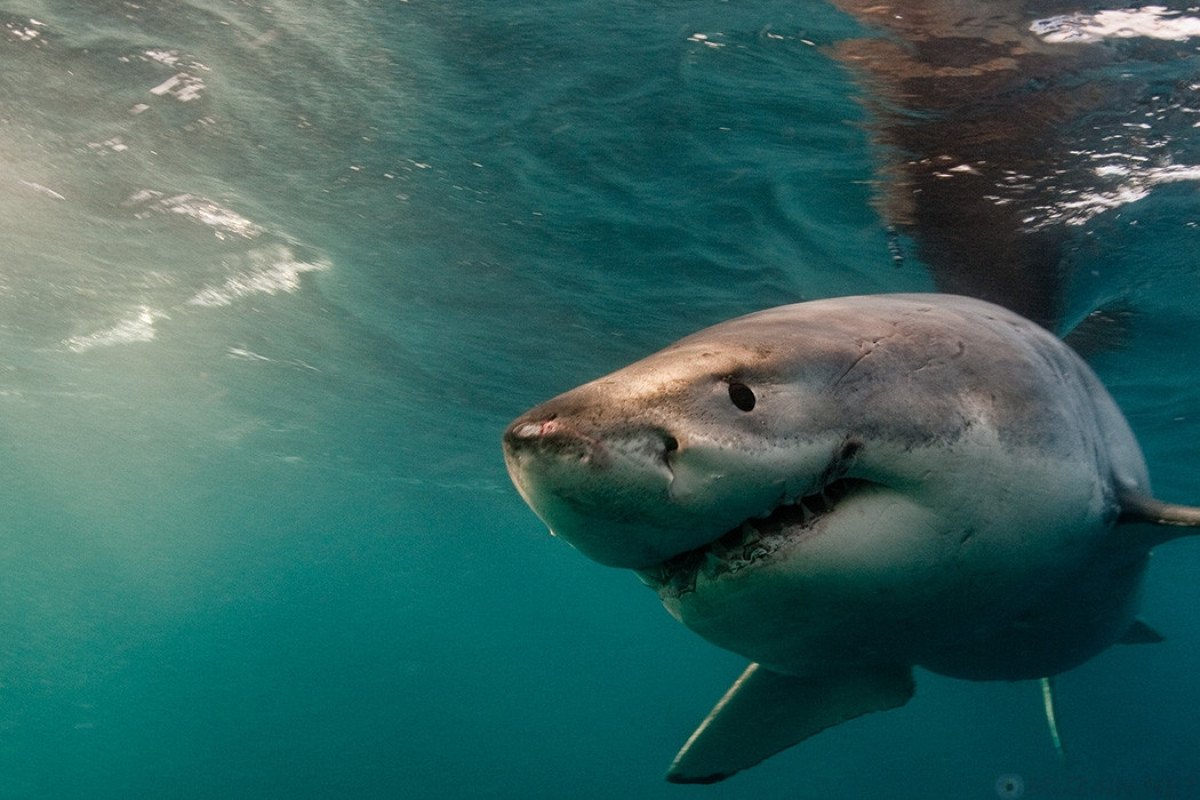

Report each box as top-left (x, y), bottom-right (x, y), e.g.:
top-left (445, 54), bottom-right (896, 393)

top-left (502, 407), bottom-right (700, 568)
top-left (503, 415), bottom-right (610, 469)
top-left (503, 407), bottom-right (681, 470)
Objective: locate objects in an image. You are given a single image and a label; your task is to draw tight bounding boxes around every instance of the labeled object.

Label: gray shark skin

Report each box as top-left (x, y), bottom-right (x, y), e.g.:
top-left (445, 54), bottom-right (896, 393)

top-left (502, 293), bottom-right (1200, 783)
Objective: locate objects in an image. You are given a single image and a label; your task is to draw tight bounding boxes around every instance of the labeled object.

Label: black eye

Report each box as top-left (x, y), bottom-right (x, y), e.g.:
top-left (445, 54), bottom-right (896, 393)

top-left (727, 381), bottom-right (756, 412)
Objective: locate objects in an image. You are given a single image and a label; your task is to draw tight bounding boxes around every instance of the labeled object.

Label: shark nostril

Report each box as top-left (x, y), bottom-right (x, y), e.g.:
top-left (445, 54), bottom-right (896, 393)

top-left (664, 435), bottom-right (679, 453)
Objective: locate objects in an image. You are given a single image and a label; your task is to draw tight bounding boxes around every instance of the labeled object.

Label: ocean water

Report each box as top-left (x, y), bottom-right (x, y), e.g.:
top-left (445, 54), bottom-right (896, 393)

top-left (1, 1), bottom-right (1200, 798)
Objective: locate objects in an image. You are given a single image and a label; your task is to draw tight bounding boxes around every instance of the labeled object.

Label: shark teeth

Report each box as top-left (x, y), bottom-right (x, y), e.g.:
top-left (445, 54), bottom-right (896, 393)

top-left (637, 478), bottom-right (866, 597)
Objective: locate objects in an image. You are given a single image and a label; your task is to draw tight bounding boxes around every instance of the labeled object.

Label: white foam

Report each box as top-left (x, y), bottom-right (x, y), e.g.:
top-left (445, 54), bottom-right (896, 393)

top-left (126, 190), bottom-right (263, 239)
top-left (138, 50), bottom-right (208, 101)
top-left (1029, 162), bottom-right (1200, 228)
top-left (144, 49), bottom-right (182, 66)
top-left (187, 248), bottom-right (330, 307)
top-left (86, 137), bottom-right (129, 156)
top-left (64, 197), bottom-right (329, 352)
top-left (18, 180), bottom-right (66, 201)
top-left (226, 346), bottom-right (321, 372)
top-left (687, 32), bottom-right (726, 48)
top-left (149, 72), bottom-right (206, 102)
top-left (64, 306), bottom-right (168, 353)
top-left (5, 19), bottom-right (44, 42)
top-left (1032, 6), bottom-right (1200, 43)
top-left (227, 347), bottom-right (273, 362)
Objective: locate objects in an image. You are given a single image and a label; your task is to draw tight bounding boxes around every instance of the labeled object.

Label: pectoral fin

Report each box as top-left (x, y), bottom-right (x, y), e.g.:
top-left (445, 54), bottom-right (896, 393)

top-left (1118, 619), bottom-right (1164, 645)
top-left (665, 662), bottom-right (915, 784)
top-left (1118, 491), bottom-right (1200, 545)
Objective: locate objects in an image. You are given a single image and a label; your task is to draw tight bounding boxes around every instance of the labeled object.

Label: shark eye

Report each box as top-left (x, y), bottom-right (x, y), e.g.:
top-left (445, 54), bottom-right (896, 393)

top-left (727, 381), bottom-right (756, 412)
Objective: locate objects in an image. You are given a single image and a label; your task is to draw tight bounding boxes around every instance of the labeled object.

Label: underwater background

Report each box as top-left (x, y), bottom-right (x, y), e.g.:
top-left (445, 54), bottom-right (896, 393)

top-left (1, 1), bottom-right (1199, 797)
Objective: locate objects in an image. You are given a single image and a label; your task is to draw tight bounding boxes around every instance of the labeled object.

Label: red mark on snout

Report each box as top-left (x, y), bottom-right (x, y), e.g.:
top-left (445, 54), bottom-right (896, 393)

top-left (538, 419), bottom-right (567, 437)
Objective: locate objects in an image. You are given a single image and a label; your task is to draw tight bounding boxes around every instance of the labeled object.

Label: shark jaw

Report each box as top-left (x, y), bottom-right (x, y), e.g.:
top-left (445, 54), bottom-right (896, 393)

top-left (503, 406), bottom-right (858, 570)
top-left (635, 477), bottom-right (870, 597)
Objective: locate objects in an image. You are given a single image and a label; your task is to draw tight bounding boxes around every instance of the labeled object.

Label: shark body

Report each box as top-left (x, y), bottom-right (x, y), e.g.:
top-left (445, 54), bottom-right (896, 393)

top-left (503, 294), bottom-right (1200, 782)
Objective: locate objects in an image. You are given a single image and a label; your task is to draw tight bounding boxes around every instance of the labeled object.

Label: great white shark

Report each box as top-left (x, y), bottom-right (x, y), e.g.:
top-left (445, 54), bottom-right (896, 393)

top-left (502, 293), bottom-right (1200, 783)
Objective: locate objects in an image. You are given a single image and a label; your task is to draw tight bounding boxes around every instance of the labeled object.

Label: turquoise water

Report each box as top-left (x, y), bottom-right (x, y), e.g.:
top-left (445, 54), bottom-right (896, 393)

top-left (1, 1), bottom-right (1199, 797)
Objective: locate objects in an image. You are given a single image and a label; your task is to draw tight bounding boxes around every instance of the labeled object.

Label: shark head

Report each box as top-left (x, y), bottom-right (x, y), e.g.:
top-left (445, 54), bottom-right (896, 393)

top-left (503, 305), bottom-right (869, 571)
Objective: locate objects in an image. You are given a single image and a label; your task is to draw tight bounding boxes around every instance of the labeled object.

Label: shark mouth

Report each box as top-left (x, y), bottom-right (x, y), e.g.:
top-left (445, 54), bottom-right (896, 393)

top-left (636, 478), bottom-right (868, 597)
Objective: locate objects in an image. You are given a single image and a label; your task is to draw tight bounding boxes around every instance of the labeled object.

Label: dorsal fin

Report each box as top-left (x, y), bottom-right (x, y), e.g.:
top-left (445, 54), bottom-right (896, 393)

top-left (665, 662), bottom-right (914, 784)
top-left (1117, 490), bottom-right (1200, 545)
top-left (1061, 305), bottom-right (1136, 358)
